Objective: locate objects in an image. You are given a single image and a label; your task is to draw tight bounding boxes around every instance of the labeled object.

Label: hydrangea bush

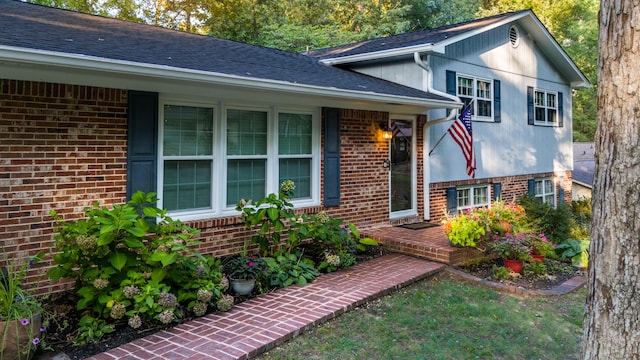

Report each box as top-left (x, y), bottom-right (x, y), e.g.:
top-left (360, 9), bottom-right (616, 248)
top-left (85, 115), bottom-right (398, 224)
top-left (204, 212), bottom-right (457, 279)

top-left (49, 192), bottom-right (226, 342)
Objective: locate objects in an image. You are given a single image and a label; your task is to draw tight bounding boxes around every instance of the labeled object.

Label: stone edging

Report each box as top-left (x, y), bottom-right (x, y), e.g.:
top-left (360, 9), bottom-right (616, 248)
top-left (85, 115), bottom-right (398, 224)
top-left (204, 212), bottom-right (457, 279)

top-left (444, 267), bottom-right (587, 296)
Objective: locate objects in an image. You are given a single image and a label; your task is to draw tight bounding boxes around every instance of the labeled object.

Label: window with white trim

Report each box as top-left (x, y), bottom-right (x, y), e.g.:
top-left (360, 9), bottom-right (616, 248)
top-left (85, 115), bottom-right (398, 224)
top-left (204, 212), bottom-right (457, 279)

top-left (534, 178), bottom-right (556, 205)
top-left (457, 185), bottom-right (490, 210)
top-left (534, 89), bottom-right (558, 125)
top-left (457, 74), bottom-right (493, 121)
top-left (159, 102), bottom-right (319, 219)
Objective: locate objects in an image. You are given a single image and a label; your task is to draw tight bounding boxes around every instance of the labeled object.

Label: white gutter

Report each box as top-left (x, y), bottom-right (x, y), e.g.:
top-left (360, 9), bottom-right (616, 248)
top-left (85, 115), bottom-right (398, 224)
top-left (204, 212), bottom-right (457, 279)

top-left (414, 51), bottom-right (463, 221)
top-left (319, 43), bottom-right (445, 66)
top-left (0, 45), bottom-right (458, 109)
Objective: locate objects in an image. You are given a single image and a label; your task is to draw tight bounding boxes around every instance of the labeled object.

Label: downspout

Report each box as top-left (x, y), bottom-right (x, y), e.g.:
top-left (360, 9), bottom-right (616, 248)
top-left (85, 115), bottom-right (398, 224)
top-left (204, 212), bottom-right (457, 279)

top-left (414, 52), bottom-right (462, 220)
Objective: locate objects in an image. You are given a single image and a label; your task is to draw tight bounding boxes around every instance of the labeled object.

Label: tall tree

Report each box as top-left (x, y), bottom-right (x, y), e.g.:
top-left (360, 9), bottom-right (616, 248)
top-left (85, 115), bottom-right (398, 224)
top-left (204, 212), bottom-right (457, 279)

top-left (581, 0), bottom-right (640, 358)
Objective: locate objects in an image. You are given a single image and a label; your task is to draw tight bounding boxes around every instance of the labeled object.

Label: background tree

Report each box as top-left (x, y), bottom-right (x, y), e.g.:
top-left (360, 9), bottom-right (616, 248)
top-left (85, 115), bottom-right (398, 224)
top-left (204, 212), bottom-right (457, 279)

top-left (581, 0), bottom-right (640, 358)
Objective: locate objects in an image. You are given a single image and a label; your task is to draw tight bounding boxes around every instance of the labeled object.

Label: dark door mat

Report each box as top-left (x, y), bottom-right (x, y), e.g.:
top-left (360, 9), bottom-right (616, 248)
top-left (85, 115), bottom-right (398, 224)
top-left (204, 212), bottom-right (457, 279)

top-left (399, 222), bottom-right (440, 230)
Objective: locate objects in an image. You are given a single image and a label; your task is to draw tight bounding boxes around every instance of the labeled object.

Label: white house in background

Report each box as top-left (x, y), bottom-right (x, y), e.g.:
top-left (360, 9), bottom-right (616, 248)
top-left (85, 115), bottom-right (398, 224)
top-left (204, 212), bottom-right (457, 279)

top-left (309, 10), bottom-right (591, 219)
top-left (573, 142), bottom-right (595, 199)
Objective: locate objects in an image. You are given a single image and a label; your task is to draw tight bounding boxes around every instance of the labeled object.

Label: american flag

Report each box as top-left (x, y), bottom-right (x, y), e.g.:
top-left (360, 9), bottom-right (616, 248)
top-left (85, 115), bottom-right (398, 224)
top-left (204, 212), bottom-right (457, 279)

top-left (447, 103), bottom-right (476, 178)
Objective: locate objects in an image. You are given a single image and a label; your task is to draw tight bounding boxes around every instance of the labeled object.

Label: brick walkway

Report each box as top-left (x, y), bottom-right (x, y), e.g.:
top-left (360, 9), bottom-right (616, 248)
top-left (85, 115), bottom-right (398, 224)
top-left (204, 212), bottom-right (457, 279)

top-left (87, 254), bottom-right (445, 360)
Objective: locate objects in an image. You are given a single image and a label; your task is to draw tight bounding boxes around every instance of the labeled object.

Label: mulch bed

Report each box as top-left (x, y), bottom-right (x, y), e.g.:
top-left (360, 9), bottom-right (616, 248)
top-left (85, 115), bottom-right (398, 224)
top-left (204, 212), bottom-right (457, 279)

top-left (454, 257), bottom-right (586, 291)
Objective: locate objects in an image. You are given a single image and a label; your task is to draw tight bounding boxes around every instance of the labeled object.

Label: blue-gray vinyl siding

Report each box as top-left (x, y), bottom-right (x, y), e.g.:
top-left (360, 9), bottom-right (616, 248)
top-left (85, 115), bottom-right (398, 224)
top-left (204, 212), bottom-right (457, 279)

top-left (347, 22), bottom-right (573, 182)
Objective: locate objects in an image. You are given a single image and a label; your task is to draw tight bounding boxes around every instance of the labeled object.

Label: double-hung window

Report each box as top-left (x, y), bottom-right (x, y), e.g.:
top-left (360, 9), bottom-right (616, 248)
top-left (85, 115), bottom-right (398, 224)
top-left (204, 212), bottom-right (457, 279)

top-left (162, 105), bottom-right (214, 212)
top-left (534, 89), bottom-right (558, 125)
top-left (160, 102), bottom-right (319, 220)
top-left (534, 178), bottom-right (555, 206)
top-left (457, 74), bottom-right (493, 121)
top-left (457, 185), bottom-right (490, 211)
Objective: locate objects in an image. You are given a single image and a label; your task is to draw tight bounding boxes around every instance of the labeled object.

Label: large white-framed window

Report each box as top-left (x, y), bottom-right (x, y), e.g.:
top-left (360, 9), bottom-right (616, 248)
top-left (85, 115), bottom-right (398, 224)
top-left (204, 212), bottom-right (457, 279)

top-left (457, 74), bottom-right (493, 121)
top-left (456, 184), bottom-right (490, 211)
top-left (534, 89), bottom-right (558, 125)
top-left (158, 100), bottom-right (320, 221)
top-left (534, 178), bottom-right (556, 206)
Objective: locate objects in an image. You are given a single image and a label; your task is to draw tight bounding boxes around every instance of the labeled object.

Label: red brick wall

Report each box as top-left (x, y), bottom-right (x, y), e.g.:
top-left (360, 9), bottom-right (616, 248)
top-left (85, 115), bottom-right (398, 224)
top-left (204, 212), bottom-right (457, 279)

top-left (0, 78), bottom-right (574, 294)
top-left (0, 79), bottom-right (129, 294)
top-left (428, 170), bottom-right (573, 223)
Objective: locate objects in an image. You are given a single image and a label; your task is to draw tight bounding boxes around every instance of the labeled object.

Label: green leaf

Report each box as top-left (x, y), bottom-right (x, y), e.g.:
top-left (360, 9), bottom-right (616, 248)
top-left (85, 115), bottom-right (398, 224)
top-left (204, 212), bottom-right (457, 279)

top-left (297, 275), bottom-right (308, 285)
top-left (266, 207), bottom-right (279, 221)
top-left (97, 233), bottom-right (115, 246)
top-left (47, 267), bottom-right (66, 281)
top-left (126, 227), bottom-right (146, 237)
top-left (110, 252), bottom-right (127, 271)
top-left (145, 296), bottom-right (154, 308)
top-left (99, 224), bottom-right (117, 234)
top-left (151, 268), bottom-right (168, 282)
top-left (125, 237), bottom-right (145, 248)
top-left (359, 237), bottom-right (378, 246)
top-left (349, 223), bottom-right (360, 238)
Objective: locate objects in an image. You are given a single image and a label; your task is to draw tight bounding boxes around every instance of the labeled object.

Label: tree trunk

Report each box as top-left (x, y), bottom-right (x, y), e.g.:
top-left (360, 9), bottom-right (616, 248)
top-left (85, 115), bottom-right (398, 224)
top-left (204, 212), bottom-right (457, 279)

top-left (581, 1), bottom-right (640, 358)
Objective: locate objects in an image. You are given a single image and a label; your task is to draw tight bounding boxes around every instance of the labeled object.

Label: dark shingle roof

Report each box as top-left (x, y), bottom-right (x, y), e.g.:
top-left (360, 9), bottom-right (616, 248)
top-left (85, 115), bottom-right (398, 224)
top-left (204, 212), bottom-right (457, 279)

top-left (307, 11), bottom-right (527, 60)
top-left (0, 0), bottom-right (453, 103)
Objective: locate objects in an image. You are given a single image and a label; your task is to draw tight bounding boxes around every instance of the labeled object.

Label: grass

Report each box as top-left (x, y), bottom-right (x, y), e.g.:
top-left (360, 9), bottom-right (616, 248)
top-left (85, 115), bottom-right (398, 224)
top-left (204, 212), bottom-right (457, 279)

top-left (257, 273), bottom-right (584, 360)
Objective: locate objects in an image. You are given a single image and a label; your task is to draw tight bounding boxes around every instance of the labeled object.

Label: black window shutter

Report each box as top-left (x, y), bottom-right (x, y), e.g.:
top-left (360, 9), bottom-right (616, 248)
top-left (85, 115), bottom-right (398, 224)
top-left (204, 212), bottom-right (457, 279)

top-left (127, 91), bottom-right (158, 200)
top-left (446, 71), bottom-right (456, 96)
top-left (557, 92), bottom-right (564, 127)
top-left (493, 80), bottom-right (501, 123)
top-left (527, 86), bottom-right (534, 125)
top-left (527, 179), bottom-right (536, 196)
top-left (446, 186), bottom-right (457, 215)
top-left (493, 182), bottom-right (502, 201)
top-left (558, 183), bottom-right (565, 204)
top-left (323, 108), bottom-right (341, 207)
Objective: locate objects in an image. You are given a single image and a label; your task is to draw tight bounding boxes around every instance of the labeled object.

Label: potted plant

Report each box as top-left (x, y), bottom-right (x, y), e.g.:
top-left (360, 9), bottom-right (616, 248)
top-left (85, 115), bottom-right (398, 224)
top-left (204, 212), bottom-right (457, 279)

top-left (488, 233), bottom-right (532, 273)
top-left (524, 232), bottom-right (555, 262)
top-left (222, 242), bottom-right (267, 295)
top-left (1, 254), bottom-right (46, 360)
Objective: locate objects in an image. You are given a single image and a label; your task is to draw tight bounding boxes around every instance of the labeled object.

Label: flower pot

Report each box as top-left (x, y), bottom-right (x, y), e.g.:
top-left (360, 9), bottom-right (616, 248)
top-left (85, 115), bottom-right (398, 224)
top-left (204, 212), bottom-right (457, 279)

top-left (531, 255), bottom-right (545, 263)
top-left (230, 278), bottom-right (256, 296)
top-left (0, 314), bottom-right (42, 360)
top-left (503, 259), bottom-right (523, 274)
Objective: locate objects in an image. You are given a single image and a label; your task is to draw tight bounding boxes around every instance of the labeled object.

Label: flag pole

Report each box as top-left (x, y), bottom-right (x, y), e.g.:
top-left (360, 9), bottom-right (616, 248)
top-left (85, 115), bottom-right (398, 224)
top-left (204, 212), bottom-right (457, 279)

top-left (428, 100), bottom-right (474, 156)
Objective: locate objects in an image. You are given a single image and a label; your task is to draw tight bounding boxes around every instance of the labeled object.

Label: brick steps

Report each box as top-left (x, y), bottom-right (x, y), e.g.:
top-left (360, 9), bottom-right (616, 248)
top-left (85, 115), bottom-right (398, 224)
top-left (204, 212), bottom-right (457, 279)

top-left (363, 224), bottom-right (488, 265)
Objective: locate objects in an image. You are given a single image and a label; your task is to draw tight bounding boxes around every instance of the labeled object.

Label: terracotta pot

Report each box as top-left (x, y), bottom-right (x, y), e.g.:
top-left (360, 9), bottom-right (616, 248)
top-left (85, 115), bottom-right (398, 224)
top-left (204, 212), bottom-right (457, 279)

top-left (0, 314), bottom-right (42, 360)
top-left (230, 278), bottom-right (256, 296)
top-left (503, 259), bottom-right (523, 274)
top-left (531, 255), bottom-right (545, 263)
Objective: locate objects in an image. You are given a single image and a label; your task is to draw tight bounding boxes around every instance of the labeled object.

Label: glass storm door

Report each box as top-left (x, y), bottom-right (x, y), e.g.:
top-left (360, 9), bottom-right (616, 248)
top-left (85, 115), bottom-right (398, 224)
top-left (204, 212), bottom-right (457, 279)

top-left (390, 117), bottom-right (415, 216)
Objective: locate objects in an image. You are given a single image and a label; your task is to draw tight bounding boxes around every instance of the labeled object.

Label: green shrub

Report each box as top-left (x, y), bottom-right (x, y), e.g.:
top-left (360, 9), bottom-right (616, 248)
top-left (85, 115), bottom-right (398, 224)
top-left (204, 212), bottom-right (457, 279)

top-left (517, 194), bottom-right (572, 244)
top-left (492, 265), bottom-right (511, 280)
top-left (556, 239), bottom-right (590, 268)
top-left (442, 214), bottom-right (486, 248)
top-left (523, 260), bottom-right (547, 276)
top-left (263, 250), bottom-right (319, 287)
top-left (49, 192), bottom-right (226, 342)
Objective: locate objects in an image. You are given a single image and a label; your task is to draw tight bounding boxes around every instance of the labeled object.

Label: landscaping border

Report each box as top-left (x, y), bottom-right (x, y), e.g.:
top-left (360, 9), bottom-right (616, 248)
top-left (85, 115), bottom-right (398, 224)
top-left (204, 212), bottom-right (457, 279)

top-left (445, 267), bottom-right (587, 296)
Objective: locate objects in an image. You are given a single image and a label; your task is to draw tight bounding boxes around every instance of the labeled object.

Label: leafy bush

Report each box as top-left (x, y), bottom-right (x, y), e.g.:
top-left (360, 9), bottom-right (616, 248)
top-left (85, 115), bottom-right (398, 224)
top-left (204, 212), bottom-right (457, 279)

top-left (517, 194), bottom-right (572, 244)
top-left (49, 192), bottom-right (226, 341)
top-left (569, 199), bottom-right (591, 240)
top-left (263, 250), bottom-right (319, 287)
top-left (523, 260), bottom-right (547, 276)
top-left (556, 239), bottom-right (590, 268)
top-left (492, 265), bottom-right (511, 280)
top-left (442, 214), bottom-right (486, 248)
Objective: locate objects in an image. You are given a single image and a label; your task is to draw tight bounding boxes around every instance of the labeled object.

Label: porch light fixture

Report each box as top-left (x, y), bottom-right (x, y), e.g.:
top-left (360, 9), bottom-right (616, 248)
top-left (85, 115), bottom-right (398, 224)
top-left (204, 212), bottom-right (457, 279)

top-left (379, 123), bottom-right (393, 140)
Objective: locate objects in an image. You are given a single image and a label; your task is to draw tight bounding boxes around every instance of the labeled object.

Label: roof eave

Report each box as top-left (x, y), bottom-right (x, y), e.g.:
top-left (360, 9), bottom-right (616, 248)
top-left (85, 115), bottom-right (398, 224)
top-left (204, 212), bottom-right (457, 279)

top-left (0, 45), bottom-right (456, 109)
top-left (319, 44), bottom-right (444, 65)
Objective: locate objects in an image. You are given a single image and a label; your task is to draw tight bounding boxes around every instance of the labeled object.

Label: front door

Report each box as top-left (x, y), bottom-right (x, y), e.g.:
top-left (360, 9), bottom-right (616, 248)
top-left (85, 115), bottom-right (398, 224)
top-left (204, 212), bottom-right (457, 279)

top-left (390, 116), bottom-right (416, 218)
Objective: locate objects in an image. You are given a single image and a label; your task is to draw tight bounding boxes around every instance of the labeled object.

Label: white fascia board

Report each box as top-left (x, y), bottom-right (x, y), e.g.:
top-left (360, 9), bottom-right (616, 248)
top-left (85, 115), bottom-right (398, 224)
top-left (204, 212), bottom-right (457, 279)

top-left (0, 45), bottom-right (456, 109)
top-left (318, 44), bottom-right (444, 65)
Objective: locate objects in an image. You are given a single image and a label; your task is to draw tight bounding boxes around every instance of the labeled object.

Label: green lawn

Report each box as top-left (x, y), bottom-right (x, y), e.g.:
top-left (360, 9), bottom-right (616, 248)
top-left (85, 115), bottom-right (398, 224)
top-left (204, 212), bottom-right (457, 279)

top-left (257, 273), bottom-right (585, 360)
